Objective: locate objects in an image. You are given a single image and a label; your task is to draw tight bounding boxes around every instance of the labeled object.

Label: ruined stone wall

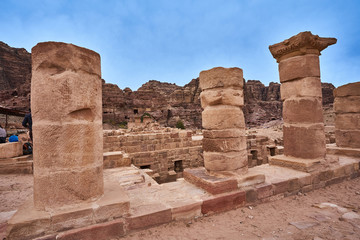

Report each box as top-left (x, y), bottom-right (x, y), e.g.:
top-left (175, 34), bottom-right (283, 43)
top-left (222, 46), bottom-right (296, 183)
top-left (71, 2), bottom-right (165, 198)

top-left (103, 130), bottom-right (203, 182)
top-left (246, 135), bottom-right (277, 167)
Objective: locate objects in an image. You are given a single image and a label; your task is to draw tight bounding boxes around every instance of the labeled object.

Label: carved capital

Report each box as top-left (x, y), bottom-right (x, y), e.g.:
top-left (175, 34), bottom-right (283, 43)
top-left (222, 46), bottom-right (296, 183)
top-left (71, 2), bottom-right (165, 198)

top-left (269, 31), bottom-right (337, 62)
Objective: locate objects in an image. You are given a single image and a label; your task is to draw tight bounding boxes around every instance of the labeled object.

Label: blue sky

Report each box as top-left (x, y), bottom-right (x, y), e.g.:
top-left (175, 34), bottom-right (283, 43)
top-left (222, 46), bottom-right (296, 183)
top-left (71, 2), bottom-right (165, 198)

top-left (1, 0), bottom-right (359, 90)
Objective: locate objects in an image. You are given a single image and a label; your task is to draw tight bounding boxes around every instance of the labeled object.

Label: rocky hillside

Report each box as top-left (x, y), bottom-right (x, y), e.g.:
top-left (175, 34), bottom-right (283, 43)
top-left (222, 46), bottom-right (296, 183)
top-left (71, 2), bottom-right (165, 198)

top-left (0, 42), bottom-right (31, 110)
top-left (0, 41), bottom-right (335, 128)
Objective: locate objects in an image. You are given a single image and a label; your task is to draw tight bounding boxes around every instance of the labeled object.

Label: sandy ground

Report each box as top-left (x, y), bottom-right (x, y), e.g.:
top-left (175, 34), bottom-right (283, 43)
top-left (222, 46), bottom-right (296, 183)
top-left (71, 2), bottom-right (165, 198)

top-left (0, 174), bottom-right (360, 240)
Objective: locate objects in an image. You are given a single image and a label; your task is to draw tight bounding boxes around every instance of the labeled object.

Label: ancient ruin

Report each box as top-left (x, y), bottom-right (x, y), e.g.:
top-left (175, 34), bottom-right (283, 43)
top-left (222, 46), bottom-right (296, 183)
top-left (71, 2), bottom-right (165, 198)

top-left (31, 42), bottom-right (104, 209)
top-left (200, 67), bottom-right (247, 173)
top-left (184, 67), bottom-right (265, 194)
top-left (6, 42), bottom-right (130, 239)
top-left (1, 32), bottom-right (360, 239)
top-left (269, 31), bottom-right (337, 171)
top-left (327, 82), bottom-right (360, 157)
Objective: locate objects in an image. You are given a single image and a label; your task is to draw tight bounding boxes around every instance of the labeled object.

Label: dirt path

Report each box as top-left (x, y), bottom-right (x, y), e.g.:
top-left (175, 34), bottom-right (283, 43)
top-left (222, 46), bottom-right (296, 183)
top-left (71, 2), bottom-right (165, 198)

top-left (121, 178), bottom-right (360, 240)
top-left (0, 175), bottom-right (359, 240)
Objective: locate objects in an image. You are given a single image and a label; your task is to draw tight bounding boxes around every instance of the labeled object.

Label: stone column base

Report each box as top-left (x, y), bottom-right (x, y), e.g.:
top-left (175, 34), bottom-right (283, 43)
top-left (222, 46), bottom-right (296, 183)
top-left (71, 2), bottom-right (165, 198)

top-left (6, 181), bottom-right (130, 240)
top-left (183, 167), bottom-right (265, 195)
top-left (269, 155), bottom-right (324, 172)
top-left (327, 144), bottom-right (360, 158)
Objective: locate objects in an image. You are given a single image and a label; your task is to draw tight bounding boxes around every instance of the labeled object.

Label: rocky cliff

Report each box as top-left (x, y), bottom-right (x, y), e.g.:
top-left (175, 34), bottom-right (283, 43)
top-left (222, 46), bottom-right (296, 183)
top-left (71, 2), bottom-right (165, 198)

top-left (0, 41), bottom-right (335, 128)
top-left (0, 42), bottom-right (31, 110)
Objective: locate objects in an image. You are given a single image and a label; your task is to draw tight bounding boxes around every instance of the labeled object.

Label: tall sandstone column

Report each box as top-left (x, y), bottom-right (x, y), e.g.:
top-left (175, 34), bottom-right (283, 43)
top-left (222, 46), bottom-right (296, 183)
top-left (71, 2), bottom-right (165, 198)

top-left (334, 82), bottom-right (360, 148)
top-left (199, 67), bottom-right (248, 173)
top-left (31, 42), bottom-right (104, 210)
top-left (269, 32), bottom-right (336, 170)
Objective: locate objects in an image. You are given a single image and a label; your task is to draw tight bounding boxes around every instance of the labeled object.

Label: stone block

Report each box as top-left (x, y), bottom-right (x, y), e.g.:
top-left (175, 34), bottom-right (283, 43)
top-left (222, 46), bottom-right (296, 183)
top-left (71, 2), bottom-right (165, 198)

top-left (203, 136), bottom-right (246, 152)
top-left (34, 166), bottom-right (104, 210)
top-left (6, 199), bottom-right (51, 240)
top-left (200, 88), bottom-right (244, 108)
top-left (199, 67), bottom-right (243, 90)
top-left (51, 207), bottom-right (94, 232)
top-left (280, 77), bottom-right (322, 100)
top-left (255, 183), bottom-right (273, 199)
top-left (325, 176), bottom-right (347, 186)
top-left (245, 187), bottom-right (258, 203)
top-left (93, 182), bottom-right (130, 223)
top-left (203, 129), bottom-right (245, 139)
top-left (126, 203), bottom-right (172, 231)
top-left (269, 155), bottom-right (322, 172)
top-left (297, 174), bottom-right (312, 187)
top-left (170, 200), bottom-right (202, 220)
top-left (278, 54), bottom-right (320, 83)
top-left (183, 167), bottom-right (238, 194)
top-left (335, 129), bottom-right (360, 148)
top-left (283, 123), bottom-right (326, 159)
top-left (0, 142), bottom-right (23, 159)
top-left (204, 150), bottom-right (248, 171)
top-left (271, 179), bottom-right (289, 195)
top-left (56, 219), bottom-right (126, 240)
top-left (334, 82), bottom-right (360, 97)
top-left (103, 151), bottom-right (131, 169)
top-left (283, 98), bottom-right (323, 124)
top-left (335, 113), bottom-right (360, 130)
top-left (287, 178), bottom-right (300, 192)
top-left (201, 190), bottom-right (246, 214)
top-left (33, 122), bottom-right (103, 169)
top-left (202, 105), bottom-right (245, 130)
top-left (334, 96), bottom-right (360, 113)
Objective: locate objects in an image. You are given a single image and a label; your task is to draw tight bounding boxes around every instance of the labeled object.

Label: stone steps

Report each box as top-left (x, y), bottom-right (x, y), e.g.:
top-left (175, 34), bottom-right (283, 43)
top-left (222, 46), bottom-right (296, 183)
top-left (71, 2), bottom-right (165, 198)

top-left (0, 155), bottom-right (33, 174)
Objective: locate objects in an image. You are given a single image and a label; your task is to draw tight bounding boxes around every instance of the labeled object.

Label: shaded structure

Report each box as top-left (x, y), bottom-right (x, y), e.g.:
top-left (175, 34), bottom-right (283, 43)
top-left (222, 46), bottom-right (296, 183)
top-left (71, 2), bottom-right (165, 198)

top-left (269, 31), bottom-right (337, 172)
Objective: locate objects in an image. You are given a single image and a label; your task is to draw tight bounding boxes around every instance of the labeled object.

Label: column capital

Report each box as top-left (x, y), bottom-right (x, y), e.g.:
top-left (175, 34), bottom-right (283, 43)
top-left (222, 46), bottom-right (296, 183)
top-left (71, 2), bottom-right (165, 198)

top-left (269, 31), bottom-right (337, 62)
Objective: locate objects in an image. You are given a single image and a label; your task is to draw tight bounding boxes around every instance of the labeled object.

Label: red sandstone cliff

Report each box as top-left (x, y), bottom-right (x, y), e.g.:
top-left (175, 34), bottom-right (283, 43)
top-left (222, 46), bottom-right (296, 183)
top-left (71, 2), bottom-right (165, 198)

top-left (0, 42), bottom-right (31, 110)
top-left (0, 41), bottom-right (335, 128)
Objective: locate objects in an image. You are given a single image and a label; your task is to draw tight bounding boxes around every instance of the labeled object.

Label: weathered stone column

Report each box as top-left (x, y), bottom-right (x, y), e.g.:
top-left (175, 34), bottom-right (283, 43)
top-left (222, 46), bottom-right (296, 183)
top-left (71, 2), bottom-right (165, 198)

top-left (269, 31), bottom-right (336, 171)
top-left (334, 82), bottom-right (360, 148)
top-left (199, 67), bottom-right (247, 173)
top-left (31, 42), bottom-right (104, 210)
top-left (184, 67), bottom-right (264, 194)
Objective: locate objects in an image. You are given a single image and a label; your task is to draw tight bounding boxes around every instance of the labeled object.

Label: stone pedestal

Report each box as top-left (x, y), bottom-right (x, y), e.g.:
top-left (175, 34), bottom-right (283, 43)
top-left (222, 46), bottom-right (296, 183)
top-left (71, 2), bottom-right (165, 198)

top-left (6, 42), bottom-right (129, 240)
top-left (184, 67), bottom-right (264, 193)
top-left (327, 82), bottom-right (360, 157)
top-left (268, 31), bottom-right (337, 172)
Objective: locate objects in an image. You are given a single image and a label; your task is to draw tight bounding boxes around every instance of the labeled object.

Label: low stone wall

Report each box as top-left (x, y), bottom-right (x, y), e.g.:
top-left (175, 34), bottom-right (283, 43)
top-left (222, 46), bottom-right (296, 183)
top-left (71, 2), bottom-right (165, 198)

top-left (104, 130), bottom-right (203, 182)
top-left (0, 142), bottom-right (23, 159)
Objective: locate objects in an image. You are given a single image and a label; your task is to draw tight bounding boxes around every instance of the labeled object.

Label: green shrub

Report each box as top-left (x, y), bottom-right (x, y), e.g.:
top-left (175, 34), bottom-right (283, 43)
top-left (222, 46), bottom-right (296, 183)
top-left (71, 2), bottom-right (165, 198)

top-left (140, 112), bottom-right (152, 122)
top-left (176, 120), bottom-right (185, 129)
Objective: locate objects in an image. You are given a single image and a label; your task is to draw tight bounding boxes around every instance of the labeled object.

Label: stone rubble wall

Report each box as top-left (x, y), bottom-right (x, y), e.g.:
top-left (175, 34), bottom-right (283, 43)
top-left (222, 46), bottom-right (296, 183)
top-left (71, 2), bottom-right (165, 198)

top-left (103, 130), bottom-right (203, 182)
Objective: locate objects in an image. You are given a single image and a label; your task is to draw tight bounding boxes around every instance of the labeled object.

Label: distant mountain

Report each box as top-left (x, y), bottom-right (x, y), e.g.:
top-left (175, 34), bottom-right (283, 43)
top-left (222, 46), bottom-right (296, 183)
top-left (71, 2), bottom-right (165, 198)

top-left (0, 41), bottom-right (335, 128)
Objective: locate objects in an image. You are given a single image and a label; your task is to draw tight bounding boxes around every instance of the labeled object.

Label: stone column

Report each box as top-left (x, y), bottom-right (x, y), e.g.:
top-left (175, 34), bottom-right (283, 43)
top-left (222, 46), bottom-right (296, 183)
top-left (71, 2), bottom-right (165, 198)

top-left (269, 32), bottom-right (336, 171)
top-left (199, 67), bottom-right (247, 173)
top-left (334, 82), bottom-right (360, 148)
top-left (31, 42), bottom-right (104, 210)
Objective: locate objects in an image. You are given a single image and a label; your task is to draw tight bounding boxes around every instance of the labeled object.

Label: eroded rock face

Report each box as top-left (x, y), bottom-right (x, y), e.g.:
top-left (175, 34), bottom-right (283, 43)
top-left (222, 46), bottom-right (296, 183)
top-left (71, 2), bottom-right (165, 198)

top-left (31, 42), bottom-right (104, 210)
top-left (1, 41), bottom-right (335, 128)
top-left (0, 41), bottom-right (31, 110)
top-left (243, 80), bottom-right (282, 127)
